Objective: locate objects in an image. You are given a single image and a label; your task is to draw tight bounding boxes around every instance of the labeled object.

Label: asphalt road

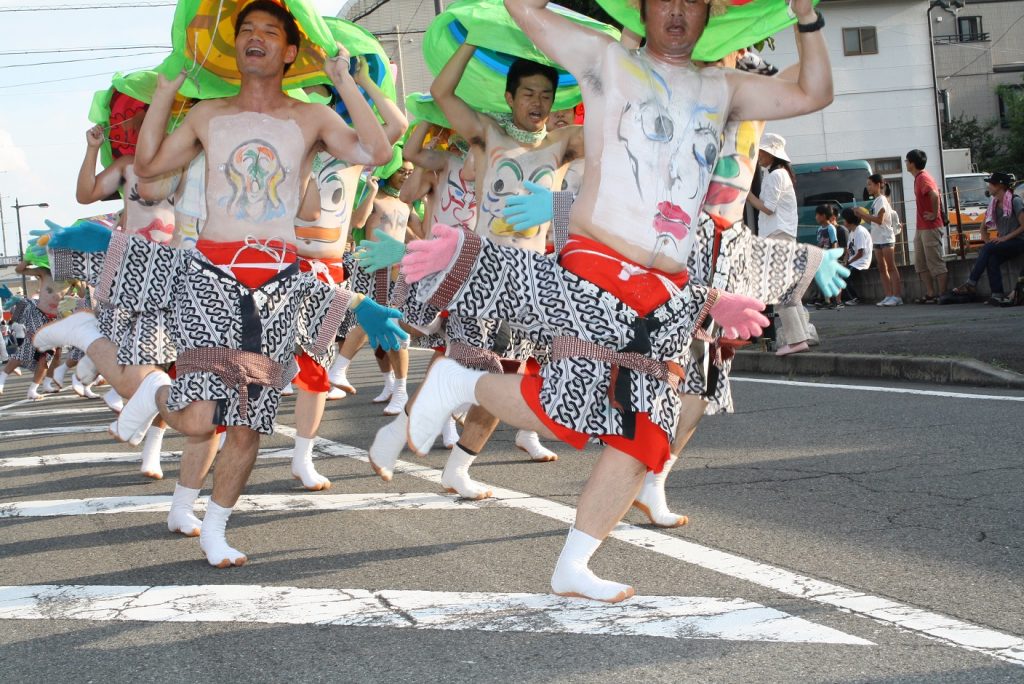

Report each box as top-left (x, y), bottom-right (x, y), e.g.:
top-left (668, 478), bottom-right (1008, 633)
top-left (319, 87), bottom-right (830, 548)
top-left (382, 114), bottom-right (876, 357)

top-left (1, 352), bottom-right (1022, 683)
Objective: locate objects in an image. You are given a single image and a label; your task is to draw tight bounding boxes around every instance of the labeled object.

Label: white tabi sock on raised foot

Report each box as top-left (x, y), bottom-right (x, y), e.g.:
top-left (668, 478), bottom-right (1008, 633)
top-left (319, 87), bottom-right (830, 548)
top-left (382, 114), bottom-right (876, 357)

top-left (373, 372), bottom-right (395, 403)
top-left (328, 355), bottom-right (355, 393)
top-left (139, 426), bottom-right (165, 480)
top-left (75, 356), bottom-right (97, 384)
top-left (442, 417), bottom-right (460, 450)
top-left (407, 359), bottom-right (486, 456)
top-left (383, 377), bottom-right (408, 416)
top-left (515, 430), bottom-right (558, 462)
top-left (550, 527), bottom-right (635, 603)
top-left (199, 500), bottom-right (247, 568)
top-left (291, 436), bottom-right (331, 491)
top-left (0, 371), bottom-right (8, 394)
top-left (52, 363), bottom-right (68, 387)
top-left (368, 411), bottom-right (407, 482)
top-left (441, 445), bottom-right (493, 500)
top-left (110, 371), bottom-right (171, 446)
top-left (33, 311), bottom-right (102, 353)
top-left (167, 484), bottom-right (202, 537)
top-left (633, 456), bottom-right (688, 528)
top-left (27, 383), bottom-right (43, 401)
top-left (104, 387), bottom-right (124, 413)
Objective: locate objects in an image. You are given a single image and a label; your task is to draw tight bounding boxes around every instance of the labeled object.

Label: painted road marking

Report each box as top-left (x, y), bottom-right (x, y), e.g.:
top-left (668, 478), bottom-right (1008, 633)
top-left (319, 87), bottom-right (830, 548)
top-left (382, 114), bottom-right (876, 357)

top-left (0, 447), bottom-right (295, 468)
top-left (731, 377), bottom-right (1024, 402)
top-left (0, 425), bottom-right (109, 439)
top-left (0, 492), bottom-right (476, 518)
top-left (278, 428), bottom-right (1024, 668)
top-left (1, 404), bottom-right (110, 418)
top-left (0, 584), bottom-right (872, 645)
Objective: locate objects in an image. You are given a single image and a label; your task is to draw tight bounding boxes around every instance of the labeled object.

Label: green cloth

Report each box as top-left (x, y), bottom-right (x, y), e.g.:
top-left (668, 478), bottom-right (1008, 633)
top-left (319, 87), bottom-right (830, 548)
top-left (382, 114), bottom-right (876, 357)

top-left (405, 92), bottom-right (452, 130)
top-left (157, 0), bottom-right (338, 99)
top-left (423, 0), bottom-right (619, 114)
top-left (596, 0), bottom-right (820, 62)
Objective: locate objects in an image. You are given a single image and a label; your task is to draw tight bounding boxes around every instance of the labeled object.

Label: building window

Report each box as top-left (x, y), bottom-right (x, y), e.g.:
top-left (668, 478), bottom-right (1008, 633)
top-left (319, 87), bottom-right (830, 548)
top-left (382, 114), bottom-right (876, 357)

top-left (873, 159), bottom-right (902, 176)
top-left (957, 16), bottom-right (985, 42)
top-left (843, 27), bottom-right (878, 56)
top-left (998, 86), bottom-right (1022, 129)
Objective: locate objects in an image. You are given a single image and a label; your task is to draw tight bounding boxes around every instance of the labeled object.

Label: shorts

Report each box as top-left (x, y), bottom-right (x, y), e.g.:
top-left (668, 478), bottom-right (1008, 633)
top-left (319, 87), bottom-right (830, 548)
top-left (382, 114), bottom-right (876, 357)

top-left (913, 228), bottom-right (947, 275)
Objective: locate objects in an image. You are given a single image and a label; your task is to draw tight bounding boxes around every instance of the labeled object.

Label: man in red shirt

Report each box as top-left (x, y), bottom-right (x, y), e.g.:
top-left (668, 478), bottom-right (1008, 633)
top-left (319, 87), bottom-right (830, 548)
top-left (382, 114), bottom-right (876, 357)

top-left (906, 149), bottom-right (947, 302)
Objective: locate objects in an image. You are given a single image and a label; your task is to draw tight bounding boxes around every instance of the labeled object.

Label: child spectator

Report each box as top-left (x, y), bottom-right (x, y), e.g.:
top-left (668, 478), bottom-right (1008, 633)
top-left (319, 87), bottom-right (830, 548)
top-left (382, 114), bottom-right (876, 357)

top-left (842, 207), bottom-right (874, 305)
top-left (857, 174), bottom-right (904, 306)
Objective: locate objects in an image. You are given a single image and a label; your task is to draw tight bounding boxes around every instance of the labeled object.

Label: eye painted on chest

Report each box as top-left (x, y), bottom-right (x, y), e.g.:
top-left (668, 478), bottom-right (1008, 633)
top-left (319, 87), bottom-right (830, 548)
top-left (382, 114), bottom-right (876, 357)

top-left (491, 159), bottom-right (524, 197)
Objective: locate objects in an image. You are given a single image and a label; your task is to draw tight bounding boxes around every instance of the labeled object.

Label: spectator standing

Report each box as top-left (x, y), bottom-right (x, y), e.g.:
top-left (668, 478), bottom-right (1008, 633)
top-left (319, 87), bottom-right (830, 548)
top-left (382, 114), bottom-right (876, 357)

top-left (11, 320), bottom-right (26, 351)
top-left (747, 133), bottom-right (810, 356)
top-left (858, 174), bottom-right (904, 306)
top-left (814, 204), bottom-right (843, 309)
top-left (841, 208), bottom-right (873, 305)
top-left (906, 149), bottom-right (947, 303)
top-left (952, 172), bottom-right (1024, 305)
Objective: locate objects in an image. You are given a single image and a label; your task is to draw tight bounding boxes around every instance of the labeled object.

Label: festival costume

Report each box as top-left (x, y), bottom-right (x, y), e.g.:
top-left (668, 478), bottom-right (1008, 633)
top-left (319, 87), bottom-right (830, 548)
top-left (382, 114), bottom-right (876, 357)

top-left (9, 300), bottom-right (54, 372)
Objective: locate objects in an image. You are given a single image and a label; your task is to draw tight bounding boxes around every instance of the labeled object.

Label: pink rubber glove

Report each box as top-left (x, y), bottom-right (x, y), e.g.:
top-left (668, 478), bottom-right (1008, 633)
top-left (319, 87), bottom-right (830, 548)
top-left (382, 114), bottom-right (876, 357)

top-left (401, 224), bottom-right (461, 283)
top-left (709, 291), bottom-right (770, 340)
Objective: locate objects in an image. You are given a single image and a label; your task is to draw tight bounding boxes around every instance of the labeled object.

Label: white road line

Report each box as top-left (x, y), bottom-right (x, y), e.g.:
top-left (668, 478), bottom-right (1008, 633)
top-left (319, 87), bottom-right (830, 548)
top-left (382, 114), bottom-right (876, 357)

top-left (0, 447), bottom-right (294, 468)
top-left (0, 398), bottom-right (33, 412)
top-left (0, 425), bottom-right (109, 439)
top-left (0, 493), bottom-right (477, 518)
top-left (286, 429), bottom-right (1024, 668)
top-left (731, 377), bottom-right (1024, 401)
top-left (0, 584), bottom-right (872, 645)
top-left (1, 405), bottom-right (110, 418)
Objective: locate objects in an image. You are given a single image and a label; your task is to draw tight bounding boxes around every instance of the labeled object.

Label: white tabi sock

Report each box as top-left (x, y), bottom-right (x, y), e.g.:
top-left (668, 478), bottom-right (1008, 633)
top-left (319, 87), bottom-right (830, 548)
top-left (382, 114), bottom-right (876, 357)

top-left (75, 356), bottom-right (98, 384)
top-left (52, 363), bottom-right (68, 387)
top-left (383, 377), bottom-right (408, 416)
top-left (407, 359), bottom-right (486, 456)
top-left (40, 377), bottom-right (57, 393)
top-left (372, 372), bottom-right (395, 403)
top-left (167, 484), bottom-right (202, 537)
top-left (110, 371), bottom-right (171, 446)
top-left (139, 426), bottom-right (165, 480)
top-left (200, 500), bottom-right (247, 568)
top-left (291, 436), bottom-right (331, 491)
top-left (104, 387), bottom-right (124, 413)
top-left (0, 371), bottom-right (8, 393)
top-left (27, 382), bottom-right (43, 401)
top-left (368, 411), bottom-right (407, 482)
top-left (515, 430), bottom-right (558, 462)
top-left (550, 527), bottom-right (635, 603)
top-left (633, 456), bottom-right (688, 528)
top-left (328, 355), bottom-right (354, 392)
top-left (32, 311), bottom-right (102, 353)
top-left (325, 386), bottom-right (347, 400)
top-left (441, 445), bottom-right (493, 500)
top-left (442, 416), bottom-right (460, 449)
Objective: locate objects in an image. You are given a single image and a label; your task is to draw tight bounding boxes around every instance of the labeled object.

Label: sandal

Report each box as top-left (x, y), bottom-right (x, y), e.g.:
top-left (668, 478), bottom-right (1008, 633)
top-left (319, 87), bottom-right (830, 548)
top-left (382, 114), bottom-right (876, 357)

top-left (951, 282), bottom-right (976, 296)
top-left (913, 296), bottom-right (938, 304)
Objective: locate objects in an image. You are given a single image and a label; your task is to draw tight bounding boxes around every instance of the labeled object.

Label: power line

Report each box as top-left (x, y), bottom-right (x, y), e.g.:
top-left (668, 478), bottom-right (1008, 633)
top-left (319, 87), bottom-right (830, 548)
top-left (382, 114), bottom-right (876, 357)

top-left (941, 13), bottom-right (1024, 80)
top-left (0, 2), bottom-right (174, 11)
top-left (0, 51), bottom-right (167, 69)
top-left (0, 63), bottom-right (160, 89)
top-left (0, 46), bottom-right (170, 56)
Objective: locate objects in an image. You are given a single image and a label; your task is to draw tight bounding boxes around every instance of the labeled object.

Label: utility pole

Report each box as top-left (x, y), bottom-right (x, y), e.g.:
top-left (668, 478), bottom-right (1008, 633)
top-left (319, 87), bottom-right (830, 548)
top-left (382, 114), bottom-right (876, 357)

top-left (0, 192), bottom-right (7, 257)
top-left (12, 198), bottom-right (49, 296)
top-left (394, 23), bottom-right (407, 109)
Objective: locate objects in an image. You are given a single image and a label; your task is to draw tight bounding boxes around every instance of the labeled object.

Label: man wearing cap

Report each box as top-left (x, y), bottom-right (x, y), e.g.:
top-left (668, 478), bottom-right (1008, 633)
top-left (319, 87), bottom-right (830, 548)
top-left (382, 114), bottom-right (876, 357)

top-left (953, 172), bottom-right (1024, 304)
top-left (396, 0), bottom-right (845, 602)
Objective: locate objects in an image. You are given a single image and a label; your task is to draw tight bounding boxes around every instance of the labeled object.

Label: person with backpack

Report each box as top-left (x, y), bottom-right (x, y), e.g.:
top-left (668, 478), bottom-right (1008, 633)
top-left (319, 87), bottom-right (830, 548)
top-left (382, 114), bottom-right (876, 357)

top-left (952, 172), bottom-right (1024, 305)
top-left (857, 173), bottom-right (904, 306)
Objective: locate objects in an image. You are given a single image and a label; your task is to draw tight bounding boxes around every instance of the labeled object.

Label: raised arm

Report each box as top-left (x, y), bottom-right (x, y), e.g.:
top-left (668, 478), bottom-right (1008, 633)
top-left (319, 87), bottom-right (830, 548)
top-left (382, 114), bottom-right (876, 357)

top-left (319, 45), bottom-right (393, 167)
top-left (727, 0), bottom-right (833, 122)
top-left (76, 126), bottom-right (125, 204)
top-left (352, 178), bottom-right (379, 228)
top-left (135, 72), bottom-right (201, 178)
top-left (400, 166), bottom-right (434, 205)
top-left (403, 121), bottom-right (450, 172)
top-left (430, 43), bottom-right (492, 145)
top-left (504, 0), bottom-right (613, 79)
top-left (354, 56), bottom-right (408, 146)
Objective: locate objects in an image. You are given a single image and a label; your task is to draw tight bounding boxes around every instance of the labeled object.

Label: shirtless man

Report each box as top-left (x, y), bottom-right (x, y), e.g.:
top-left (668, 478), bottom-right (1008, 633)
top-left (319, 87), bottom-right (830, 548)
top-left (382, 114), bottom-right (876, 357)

top-left (398, 0), bottom-right (840, 601)
top-left (367, 51), bottom-right (578, 497)
top-left (37, 0), bottom-right (402, 567)
top-left (288, 55), bottom-right (408, 491)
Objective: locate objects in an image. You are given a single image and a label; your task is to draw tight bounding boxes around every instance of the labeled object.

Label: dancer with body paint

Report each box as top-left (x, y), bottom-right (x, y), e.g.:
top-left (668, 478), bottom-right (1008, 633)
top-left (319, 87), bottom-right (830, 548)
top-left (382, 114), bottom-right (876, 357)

top-left (36, 0), bottom-right (403, 568)
top-left (397, 0), bottom-right (844, 602)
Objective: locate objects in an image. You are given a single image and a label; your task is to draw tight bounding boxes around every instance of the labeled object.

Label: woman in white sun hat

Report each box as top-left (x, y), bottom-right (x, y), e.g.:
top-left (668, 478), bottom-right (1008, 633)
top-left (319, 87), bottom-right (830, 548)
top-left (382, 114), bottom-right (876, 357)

top-left (747, 133), bottom-right (811, 356)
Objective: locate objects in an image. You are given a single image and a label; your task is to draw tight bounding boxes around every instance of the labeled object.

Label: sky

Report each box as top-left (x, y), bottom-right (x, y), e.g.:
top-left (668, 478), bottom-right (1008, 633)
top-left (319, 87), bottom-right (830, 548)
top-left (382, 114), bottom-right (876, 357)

top-left (0, 0), bottom-right (349, 258)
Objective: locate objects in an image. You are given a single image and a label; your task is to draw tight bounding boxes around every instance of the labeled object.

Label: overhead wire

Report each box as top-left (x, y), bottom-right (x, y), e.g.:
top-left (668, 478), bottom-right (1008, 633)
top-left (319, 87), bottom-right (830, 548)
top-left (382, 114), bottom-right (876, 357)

top-left (0, 51), bottom-right (167, 69)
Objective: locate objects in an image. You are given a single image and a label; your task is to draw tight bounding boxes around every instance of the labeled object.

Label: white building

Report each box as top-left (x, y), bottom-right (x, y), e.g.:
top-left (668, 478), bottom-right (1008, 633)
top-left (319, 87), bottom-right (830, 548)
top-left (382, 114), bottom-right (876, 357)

top-left (765, 0), bottom-right (943, 249)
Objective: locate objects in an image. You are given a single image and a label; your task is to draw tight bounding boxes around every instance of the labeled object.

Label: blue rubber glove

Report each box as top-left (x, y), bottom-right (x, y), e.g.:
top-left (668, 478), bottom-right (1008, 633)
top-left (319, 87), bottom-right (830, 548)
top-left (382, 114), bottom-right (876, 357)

top-left (3, 296), bottom-right (24, 312)
top-left (0, 284), bottom-right (12, 302)
top-left (354, 296), bottom-right (408, 352)
top-left (814, 248), bottom-right (851, 299)
top-left (25, 238), bottom-right (48, 264)
top-left (355, 229), bottom-right (407, 272)
top-left (46, 219), bottom-right (112, 253)
top-left (502, 181), bottom-right (553, 232)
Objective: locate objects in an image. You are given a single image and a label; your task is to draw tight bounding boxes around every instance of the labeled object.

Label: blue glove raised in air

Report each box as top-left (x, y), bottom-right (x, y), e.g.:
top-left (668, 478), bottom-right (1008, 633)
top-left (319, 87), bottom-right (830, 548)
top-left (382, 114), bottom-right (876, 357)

top-left (814, 248), bottom-right (851, 299)
top-left (355, 229), bottom-right (407, 272)
top-left (45, 219), bottom-right (112, 253)
top-left (354, 296), bottom-right (408, 352)
top-left (502, 181), bottom-right (553, 232)
top-left (0, 284), bottom-right (12, 302)
top-left (3, 295), bottom-right (24, 312)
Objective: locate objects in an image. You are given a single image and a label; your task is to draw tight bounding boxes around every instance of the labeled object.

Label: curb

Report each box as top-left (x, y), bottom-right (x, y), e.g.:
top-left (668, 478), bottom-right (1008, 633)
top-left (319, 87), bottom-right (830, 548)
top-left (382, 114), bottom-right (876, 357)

top-left (732, 351), bottom-right (1024, 389)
